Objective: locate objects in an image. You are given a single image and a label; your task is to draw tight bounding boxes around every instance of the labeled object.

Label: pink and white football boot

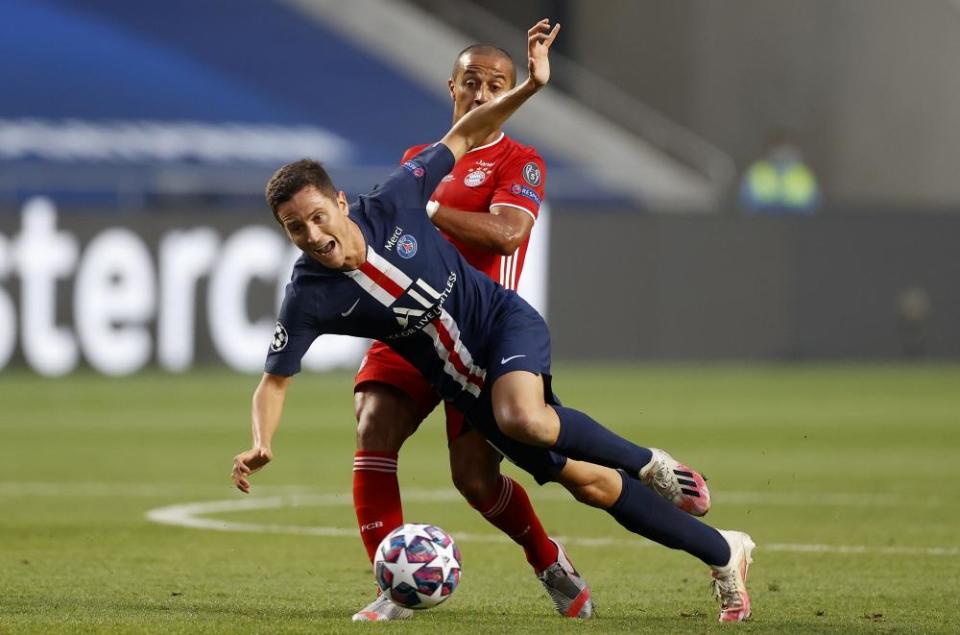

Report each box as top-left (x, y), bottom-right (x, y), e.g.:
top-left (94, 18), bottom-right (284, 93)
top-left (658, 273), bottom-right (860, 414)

top-left (711, 530), bottom-right (756, 622)
top-left (638, 448), bottom-right (711, 516)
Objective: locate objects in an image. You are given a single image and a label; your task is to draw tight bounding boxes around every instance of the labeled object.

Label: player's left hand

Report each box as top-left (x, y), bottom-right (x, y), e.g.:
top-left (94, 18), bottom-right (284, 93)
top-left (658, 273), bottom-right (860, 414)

top-left (231, 446), bottom-right (273, 493)
top-left (528, 18), bottom-right (560, 89)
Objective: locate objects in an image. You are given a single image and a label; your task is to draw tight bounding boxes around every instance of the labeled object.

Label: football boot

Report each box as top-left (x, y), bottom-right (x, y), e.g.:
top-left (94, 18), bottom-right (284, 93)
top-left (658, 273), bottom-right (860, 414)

top-left (537, 539), bottom-right (593, 619)
top-left (638, 448), bottom-right (711, 516)
top-left (710, 530), bottom-right (756, 622)
top-left (351, 593), bottom-right (414, 622)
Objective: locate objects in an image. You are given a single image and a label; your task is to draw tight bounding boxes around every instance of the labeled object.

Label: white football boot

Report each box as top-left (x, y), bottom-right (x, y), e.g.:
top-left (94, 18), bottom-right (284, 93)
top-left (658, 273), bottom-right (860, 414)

top-left (638, 448), bottom-right (711, 516)
top-left (537, 539), bottom-right (594, 619)
top-left (710, 530), bottom-right (756, 622)
top-left (351, 593), bottom-right (414, 622)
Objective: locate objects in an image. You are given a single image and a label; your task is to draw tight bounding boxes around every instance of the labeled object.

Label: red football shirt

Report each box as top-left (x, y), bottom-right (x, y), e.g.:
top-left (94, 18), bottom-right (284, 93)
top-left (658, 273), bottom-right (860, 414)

top-left (400, 133), bottom-right (546, 290)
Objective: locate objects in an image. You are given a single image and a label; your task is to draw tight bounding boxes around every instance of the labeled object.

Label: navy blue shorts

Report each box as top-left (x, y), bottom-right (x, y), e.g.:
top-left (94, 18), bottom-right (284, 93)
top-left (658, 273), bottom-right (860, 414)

top-left (484, 297), bottom-right (552, 386)
top-left (463, 297), bottom-right (568, 485)
top-left (466, 374), bottom-right (567, 485)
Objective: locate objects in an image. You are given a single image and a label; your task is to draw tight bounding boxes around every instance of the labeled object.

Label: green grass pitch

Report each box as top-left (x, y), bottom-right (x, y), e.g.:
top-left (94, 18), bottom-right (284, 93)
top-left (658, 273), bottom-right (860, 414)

top-left (2, 363), bottom-right (959, 633)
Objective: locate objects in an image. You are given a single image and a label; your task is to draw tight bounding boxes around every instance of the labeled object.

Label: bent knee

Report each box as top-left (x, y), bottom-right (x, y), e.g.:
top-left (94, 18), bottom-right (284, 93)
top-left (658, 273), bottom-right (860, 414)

top-left (450, 451), bottom-right (502, 507)
top-left (453, 473), bottom-right (500, 508)
top-left (494, 404), bottom-right (551, 446)
top-left (354, 385), bottom-right (419, 451)
top-left (559, 464), bottom-right (622, 509)
top-left (568, 482), bottom-right (610, 508)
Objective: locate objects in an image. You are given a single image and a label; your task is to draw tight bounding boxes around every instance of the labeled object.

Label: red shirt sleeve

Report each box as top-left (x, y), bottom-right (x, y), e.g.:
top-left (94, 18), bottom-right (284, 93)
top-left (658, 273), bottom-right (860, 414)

top-left (399, 144), bottom-right (431, 164)
top-left (490, 149), bottom-right (546, 220)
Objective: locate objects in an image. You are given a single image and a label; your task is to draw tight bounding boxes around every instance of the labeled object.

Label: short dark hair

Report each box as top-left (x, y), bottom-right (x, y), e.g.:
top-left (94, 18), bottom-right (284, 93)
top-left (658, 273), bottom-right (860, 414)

top-left (453, 44), bottom-right (516, 87)
top-left (265, 159), bottom-right (337, 222)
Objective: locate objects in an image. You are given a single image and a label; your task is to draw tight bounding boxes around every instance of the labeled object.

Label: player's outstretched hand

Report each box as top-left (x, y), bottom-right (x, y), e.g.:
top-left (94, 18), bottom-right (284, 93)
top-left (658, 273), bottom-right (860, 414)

top-left (231, 446), bottom-right (273, 493)
top-left (528, 18), bottom-right (560, 89)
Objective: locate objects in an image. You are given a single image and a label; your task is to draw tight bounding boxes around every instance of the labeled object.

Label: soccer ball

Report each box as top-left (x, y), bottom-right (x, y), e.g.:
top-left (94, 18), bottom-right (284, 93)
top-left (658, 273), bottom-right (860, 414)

top-left (373, 523), bottom-right (462, 609)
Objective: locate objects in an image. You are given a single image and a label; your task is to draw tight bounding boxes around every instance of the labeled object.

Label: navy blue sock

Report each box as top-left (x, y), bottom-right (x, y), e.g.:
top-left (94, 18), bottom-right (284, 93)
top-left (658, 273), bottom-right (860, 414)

top-left (607, 471), bottom-right (730, 566)
top-left (551, 405), bottom-right (653, 473)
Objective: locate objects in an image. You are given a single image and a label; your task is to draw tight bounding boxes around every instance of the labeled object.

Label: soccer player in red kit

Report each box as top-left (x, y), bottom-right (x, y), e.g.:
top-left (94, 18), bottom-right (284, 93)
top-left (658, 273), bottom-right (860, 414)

top-left (350, 44), bottom-right (583, 621)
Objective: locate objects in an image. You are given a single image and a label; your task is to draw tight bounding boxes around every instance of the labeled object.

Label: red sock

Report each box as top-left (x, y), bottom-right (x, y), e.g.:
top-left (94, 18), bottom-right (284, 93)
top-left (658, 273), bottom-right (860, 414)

top-left (353, 451), bottom-right (403, 563)
top-left (475, 476), bottom-right (558, 574)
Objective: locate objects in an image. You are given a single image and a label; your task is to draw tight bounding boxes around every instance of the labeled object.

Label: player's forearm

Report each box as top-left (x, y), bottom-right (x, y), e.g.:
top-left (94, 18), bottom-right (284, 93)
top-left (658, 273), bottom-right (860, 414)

top-left (463, 77), bottom-right (538, 143)
top-left (442, 78), bottom-right (539, 159)
top-left (432, 205), bottom-right (529, 255)
top-left (251, 372), bottom-right (290, 449)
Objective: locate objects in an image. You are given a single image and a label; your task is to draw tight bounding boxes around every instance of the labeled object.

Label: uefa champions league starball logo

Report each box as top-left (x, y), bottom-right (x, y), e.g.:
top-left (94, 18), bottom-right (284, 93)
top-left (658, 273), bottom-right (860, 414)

top-left (397, 234), bottom-right (418, 259)
top-left (270, 322), bottom-right (288, 351)
top-left (270, 322), bottom-right (288, 352)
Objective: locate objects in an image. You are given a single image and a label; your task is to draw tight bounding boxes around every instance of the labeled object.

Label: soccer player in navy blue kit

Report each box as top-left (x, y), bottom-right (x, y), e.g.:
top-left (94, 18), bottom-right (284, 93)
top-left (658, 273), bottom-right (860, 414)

top-left (231, 20), bottom-right (755, 623)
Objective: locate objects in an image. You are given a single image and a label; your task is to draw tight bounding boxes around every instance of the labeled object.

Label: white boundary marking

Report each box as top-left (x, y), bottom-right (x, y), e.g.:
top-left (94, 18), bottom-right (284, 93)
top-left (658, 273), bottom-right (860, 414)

top-left (1, 481), bottom-right (954, 556)
top-left (2, 482), bottom-right (949, 507)
top-left (0, 482), bottom-right (325, 497)
top-left (139, 488), bottom-right (959, 558)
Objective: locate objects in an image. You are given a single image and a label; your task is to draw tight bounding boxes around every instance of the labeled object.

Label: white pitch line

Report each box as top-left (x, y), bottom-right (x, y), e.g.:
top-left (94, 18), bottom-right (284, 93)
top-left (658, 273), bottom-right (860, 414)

top-left (0, 482), bottom-right (331, 498)
top-left (144, 493), bottom-right (959, 558)
top-left (3, 482), bottom-right (951, 508)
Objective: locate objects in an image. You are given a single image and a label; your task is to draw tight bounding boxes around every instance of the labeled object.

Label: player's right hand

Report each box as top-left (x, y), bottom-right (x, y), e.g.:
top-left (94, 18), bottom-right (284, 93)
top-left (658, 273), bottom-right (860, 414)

top-left (231, 446), bottom-right (273, 493)
top-left (528, 19), bottom-right (560, 89)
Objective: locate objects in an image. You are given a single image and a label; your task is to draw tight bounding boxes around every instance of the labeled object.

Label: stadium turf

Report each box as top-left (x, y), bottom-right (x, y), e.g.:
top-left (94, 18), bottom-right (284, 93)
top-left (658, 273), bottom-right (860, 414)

top-left (2, 364), bottom-right (958, 634)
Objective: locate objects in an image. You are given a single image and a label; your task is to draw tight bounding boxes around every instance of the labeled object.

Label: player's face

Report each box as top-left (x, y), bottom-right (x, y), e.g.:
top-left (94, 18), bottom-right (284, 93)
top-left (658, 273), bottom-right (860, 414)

top-left (277, 186), bottom-right (354, 269)
top-left (449, 53), bottom-right (515, 123)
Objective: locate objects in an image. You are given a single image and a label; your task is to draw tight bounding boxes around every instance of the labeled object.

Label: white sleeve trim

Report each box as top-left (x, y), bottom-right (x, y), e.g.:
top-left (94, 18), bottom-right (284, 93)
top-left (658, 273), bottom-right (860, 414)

top-left (490, 202), bottom-right (537, 223)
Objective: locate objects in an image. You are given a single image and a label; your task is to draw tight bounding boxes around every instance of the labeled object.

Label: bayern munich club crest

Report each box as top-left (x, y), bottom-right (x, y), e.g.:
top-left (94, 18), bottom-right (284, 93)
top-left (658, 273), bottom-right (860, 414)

top-left (397, 234), bottom-right (418, 259)
top-left (463, 169), bottom-right (488, 187)
top-left (523, 161), bottom-right (541, 186)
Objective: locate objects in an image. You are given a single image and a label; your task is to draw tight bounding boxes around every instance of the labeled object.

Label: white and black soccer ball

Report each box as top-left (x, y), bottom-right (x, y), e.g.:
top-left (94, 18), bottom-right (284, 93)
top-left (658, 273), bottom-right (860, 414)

top-left (373, 523), bottom-right (462, 609)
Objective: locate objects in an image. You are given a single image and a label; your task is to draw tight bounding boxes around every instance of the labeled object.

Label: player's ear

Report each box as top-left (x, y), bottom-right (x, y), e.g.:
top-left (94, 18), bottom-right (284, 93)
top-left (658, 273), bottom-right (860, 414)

top-left (337, 190), bottom-right (349, 214)
top-left (448, 78), bottom-right (456, 100)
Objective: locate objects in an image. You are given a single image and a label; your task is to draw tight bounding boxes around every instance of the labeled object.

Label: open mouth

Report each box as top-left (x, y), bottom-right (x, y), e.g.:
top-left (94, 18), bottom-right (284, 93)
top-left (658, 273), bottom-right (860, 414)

top-left (315, 240), bottom-right (335, 256)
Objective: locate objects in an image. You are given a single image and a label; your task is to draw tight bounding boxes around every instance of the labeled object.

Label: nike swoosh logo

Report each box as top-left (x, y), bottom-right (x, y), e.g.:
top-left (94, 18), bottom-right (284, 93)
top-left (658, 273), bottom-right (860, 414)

top-left (500, 354), bottom-right (526, 365)
top-left (340, 298), bottom-right (361, 317)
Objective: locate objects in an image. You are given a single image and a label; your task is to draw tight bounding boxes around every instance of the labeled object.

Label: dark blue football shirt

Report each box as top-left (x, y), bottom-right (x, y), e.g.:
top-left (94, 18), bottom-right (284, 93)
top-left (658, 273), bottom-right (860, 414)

top-left (265, 144), bottom-right (550, 414)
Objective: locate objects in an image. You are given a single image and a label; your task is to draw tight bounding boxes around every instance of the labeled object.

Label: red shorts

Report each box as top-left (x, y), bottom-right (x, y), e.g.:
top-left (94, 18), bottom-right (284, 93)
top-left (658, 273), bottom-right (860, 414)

top-left (355, 341), bottom-right (467, 441)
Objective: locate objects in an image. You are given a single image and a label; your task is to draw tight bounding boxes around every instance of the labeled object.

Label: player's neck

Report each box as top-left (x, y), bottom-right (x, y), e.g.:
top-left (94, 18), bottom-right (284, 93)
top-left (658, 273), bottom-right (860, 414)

top-left (475, 129), bottom-right (503, 149)
top-left (339, 219), bottom-right (367, 270)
